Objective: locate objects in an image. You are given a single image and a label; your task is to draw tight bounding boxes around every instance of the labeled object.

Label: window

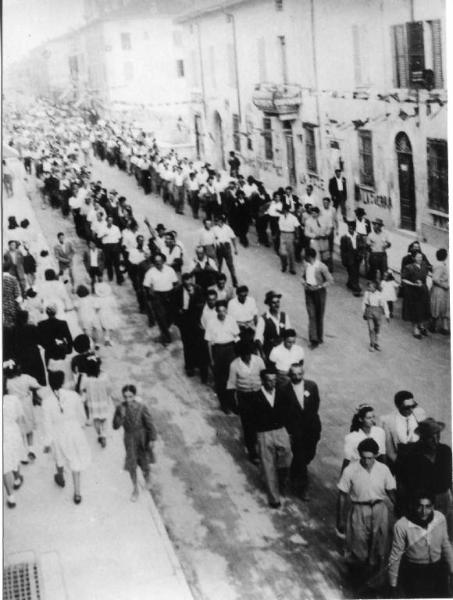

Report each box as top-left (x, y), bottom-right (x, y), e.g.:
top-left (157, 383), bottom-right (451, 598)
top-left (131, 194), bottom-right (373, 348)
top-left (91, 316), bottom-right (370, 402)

top-left (124, 61), bottom-right (134, 81)
top-left (246, 120), bottom-right (253, 151)
top-left (209, 46), bottom-right (216, 89)
top-left (427, 139), bottom-right (448, 213)
top-left (358, 130), bottom-right (374, 187)
top-left (176, 59), bottom-right (185, 78)
top-left (257, 37), bottom-right (267, 82)
top-left (392, 20), bottom-right (443, 88)
top-left (263, 117), bottom-right (273, 160)
top-left (304, 124), bottom-right (317, 173)
top-left (121, 32), bottom-right (131, 51)
top-left (227, 43), bottom-right (235, 87)
top-left (232, 114), bottom-right (240, 152)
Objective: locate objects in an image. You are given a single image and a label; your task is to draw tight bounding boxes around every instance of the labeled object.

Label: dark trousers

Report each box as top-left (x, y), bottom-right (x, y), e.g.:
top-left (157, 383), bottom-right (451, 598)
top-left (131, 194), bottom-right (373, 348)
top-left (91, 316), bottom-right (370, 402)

top-left (305, 288), bottom-right (326, 343)
top-left (345, 257), bottom-right (361, 292)
top-left (269, 217), bottom-right (280, 252)
top-left (88, 266), bottom-right (103, 293)
top-left (399, 559), bottom-right (449, 598)
top-left (150, 291), bottom-right (174, 343)
top-left (103, 243), bottom-right (123, 283)
top-left (290, 431), bottom-right (317, 490)
top-left (368, 252), bottom-right (388, 281)
top-left (216, 243), bottom-right (237, 286)
top-left (237, 391), bottom-right (258, 458)
top-left (188, 190), bottom-right (200, 218)
top-left (211, 342), bottom-right (236, 410)
top-left (256, 215), bottom-right (270, 245)
top-left (73, 209), bottom-right (85, 238)
top-left (174, 186), bottom-right (185, 214)
top-left (177, 313), bottom-right (205, 373)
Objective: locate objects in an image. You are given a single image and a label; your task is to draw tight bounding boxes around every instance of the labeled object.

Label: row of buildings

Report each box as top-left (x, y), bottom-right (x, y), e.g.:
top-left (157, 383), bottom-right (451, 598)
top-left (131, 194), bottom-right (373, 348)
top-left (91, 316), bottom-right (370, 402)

top-left (5, 0), bottom-right (448, 246)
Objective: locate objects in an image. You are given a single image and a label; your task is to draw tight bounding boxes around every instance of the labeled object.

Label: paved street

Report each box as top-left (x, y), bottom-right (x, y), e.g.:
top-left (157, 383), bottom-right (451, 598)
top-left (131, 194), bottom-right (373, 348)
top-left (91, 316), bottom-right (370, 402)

top-left (16, 158), bottom-right (450, 600)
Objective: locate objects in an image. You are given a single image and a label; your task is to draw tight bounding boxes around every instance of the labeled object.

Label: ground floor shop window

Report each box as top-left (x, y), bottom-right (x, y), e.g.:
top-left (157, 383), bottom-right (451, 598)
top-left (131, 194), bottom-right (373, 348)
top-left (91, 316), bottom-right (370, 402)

top-left (427, 138), bottom-right (448, 213)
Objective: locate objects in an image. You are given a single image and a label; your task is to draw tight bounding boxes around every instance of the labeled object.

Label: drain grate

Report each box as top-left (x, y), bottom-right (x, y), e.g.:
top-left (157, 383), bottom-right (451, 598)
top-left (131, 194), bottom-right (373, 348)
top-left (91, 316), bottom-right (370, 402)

top-left (3, 561), bottom-right (42, 600)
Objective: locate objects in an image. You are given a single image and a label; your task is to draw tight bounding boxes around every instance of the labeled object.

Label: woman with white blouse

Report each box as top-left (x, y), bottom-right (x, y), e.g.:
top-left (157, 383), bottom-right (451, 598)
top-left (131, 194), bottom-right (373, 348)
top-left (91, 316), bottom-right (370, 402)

top-left (342, 404), bottom-right (386, 471)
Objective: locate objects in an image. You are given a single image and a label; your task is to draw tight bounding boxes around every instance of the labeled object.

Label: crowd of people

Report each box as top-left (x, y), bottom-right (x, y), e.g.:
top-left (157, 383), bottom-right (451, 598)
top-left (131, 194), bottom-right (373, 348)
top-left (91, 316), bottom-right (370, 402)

top-left (2, 98), bottom-right (452, 598)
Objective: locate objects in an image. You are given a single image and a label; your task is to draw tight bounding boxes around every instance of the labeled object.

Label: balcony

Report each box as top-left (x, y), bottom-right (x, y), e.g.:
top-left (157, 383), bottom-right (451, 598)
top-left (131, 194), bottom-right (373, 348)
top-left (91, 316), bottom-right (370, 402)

top-left (252, 83), bottom-right (302, 119)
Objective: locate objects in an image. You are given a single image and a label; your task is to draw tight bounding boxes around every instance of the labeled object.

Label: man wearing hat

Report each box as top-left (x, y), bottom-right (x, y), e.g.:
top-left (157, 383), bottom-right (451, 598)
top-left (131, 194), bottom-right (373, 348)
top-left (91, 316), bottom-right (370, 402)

top-left (340, 221), bottom-right (362, 296)
top-left (366, 218), bottom-right (391, 281)
top-left (395, 417), bottom-right (452, 533)
top-left (379, 391), bottom-right (426, 472)
top-left (255, 291), bottom-right (291, 361)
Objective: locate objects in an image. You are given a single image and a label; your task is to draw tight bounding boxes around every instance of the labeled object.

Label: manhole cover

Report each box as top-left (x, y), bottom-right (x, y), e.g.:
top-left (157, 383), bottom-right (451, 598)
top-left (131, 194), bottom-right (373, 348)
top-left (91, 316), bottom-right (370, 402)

top-left (3, 561), bottom-right (42, 600)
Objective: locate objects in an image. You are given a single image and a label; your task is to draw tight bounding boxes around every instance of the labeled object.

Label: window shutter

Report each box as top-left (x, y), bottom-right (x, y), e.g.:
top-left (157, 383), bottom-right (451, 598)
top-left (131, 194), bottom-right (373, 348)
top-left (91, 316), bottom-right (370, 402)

top-left (431, 19), bottom-right (443, 89)
top-left (258, 37), bottom-right (267, 82)
top-left (352, 25), bottom-right (362, 86)
top-left (392, 24), bottom-right (408, 88)
top-left (406, 21), bottom-right (425, 86)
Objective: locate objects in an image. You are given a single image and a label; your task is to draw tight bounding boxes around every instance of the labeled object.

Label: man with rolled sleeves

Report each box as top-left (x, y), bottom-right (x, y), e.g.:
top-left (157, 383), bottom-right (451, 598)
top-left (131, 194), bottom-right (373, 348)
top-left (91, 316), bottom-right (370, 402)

top-left (205, 300), bottom-right (240, 413)
top-left (366, 218), bottom-right (391, 281)
top-left (268, 329), bottom-right (304, 385)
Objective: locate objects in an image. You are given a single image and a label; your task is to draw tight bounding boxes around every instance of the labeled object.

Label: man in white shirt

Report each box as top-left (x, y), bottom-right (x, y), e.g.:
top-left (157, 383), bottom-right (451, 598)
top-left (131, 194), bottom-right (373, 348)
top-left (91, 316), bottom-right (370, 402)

top-left (205, 300), bottom-right (240, 413)
top-left (337, 438), bottom-right (396, 581)
top-left (100, 216), bottom-right (123, 284)
top-left (213, 214), bottom-right (238, 287)
top-left (379, 391), bottom-right (426, 471)
top-left (197, 218), bottom-right (217, 260)
top-left (173, 166), bottom-right (185, 214)
top-left (227, 285), bottom-right (258, 339)
top-left (143, 253), bottom-right (178, 344)
top-left (187, 172), bottom-right (200, 218)
top-left (268, 329), bottom-right (304, 383)
top-left (278, 206), bottom-right (300, 274)
top-left (300, 184), bottom-right (319, 210)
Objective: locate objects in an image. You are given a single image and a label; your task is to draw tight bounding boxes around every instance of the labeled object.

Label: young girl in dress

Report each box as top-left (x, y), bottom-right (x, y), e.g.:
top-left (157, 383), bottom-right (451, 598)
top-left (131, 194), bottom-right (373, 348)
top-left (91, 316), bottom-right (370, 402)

top-left (380, 270), bottom-right (399, 319)
top-left (79, 356), bottom-right (113, 447)
top-left (75, 284), bottom-right (101, 343)
top-left (362, 280), bottom-right (389, 352)
top-left (4, 360), bottom-right (42, 461)
top-left (95, 282), bottom-right (121, 346)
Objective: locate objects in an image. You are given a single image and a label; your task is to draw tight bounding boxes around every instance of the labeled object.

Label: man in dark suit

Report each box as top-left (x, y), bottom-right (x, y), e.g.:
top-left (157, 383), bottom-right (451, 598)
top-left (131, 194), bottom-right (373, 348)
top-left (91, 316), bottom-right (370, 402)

top-left (174, 273), bottom-right (206, 377)
top-left (280, 363), bottom-right (321, 500)
top-left (37, 304), bottom-right (73, 364)
top-left (83, 240), bottom-right (105, 293)
top-left (340, 221), bottom-right (362, 296)
top-left (328, 168), bottom-right (347, 220)
top-left (248, 369), bottom-right (293, 508)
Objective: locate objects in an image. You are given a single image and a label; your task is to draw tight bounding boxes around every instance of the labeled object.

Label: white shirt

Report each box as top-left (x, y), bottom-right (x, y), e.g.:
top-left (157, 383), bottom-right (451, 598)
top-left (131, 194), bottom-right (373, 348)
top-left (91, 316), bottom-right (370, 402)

top-left (261, 386), bottom-right (275, 408)
top-left (345, 231), bottom-right (357, 249)
top-left (266, 201), bottom-right (282, 217)
top-left (228, 296), bottom-right (258, 324)
top-left (122, 229), bottom-right (137, 251)
top-left (355, 219), bottom-right (368, 235)
top-left (337, 460), bottom-right (395, 502)
top-left (101, 225), bottom-right (122, 244)
top-left (128, 248), bottom-right (147, 265)
top-left (143, 265), bottom-right (177, 291)
top-left (213, 224), bottom-right (236, 244)
top-left (89, 249), bottom-right (98, 267)
top-left (269, 343), bottom-right (305, 372)
top-left (292, 380), bottom-right (305, 409)
top-left (278, 213), bottom-right (300, 233)
top-left (394, 412), bottom-right (420, 445)
top-left (201, 304), bottom-right (217, 330)
top-left (205, 315), bottom-right (240, 344)
top-left (305, 261), bottom-right (319, 286)
top-left (335, 176), bottom-right (343, 191)
top-left (343, 426), bottom-right (386, 462)
top-left (198, 229), bottom-right (217, 246)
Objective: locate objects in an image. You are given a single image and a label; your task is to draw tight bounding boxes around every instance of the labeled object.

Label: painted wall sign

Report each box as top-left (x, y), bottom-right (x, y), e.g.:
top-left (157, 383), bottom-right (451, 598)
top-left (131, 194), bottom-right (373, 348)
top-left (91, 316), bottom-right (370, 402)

top-left (356, 185), bottom-right (393, 209)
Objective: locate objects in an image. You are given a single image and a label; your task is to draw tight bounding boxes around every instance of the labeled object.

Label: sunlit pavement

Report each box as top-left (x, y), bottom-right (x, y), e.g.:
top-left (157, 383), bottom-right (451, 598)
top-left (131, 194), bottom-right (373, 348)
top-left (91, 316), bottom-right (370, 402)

top-left (6, 160), bottom-right (449, 600)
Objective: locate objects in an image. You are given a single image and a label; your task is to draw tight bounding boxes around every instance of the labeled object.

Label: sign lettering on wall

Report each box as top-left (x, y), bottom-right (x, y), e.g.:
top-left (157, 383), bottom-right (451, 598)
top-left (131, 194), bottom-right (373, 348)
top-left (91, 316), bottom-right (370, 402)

top-left (356, 185), bottom-right (393, 210)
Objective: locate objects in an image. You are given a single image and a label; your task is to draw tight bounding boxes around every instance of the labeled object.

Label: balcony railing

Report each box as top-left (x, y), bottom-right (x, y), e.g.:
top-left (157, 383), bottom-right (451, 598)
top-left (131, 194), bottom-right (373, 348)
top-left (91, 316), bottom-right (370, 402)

top-left (252, 83), bottom-right (302, 117)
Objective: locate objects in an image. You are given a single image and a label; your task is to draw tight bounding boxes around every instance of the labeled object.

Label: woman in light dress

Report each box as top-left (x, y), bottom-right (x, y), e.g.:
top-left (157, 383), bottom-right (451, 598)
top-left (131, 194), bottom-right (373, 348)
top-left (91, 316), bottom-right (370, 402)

top-left (430, 248), bottom-right (449, 334)
top-left (74, 284), bottom-right (101, 342)
top-left (37, 268), bottom-right (71, 319)
top-left (4, 360), bottom-right (42, 461)
top-left (79, 356), bottom-right (113, 447)
top-left (3, 393), bottom-right (27, 508)
top-left (342, 404), bottom-right (386, 471)
top-left (42, 371), bottom-right (91, 505)
top-left (96, 282), bottom-right (121, 346)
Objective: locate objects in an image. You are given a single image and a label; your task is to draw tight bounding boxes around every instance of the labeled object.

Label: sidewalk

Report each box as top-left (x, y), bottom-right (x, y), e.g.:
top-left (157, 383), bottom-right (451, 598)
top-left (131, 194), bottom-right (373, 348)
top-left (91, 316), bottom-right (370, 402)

top-left (3, 163), bottom-right (195, 600)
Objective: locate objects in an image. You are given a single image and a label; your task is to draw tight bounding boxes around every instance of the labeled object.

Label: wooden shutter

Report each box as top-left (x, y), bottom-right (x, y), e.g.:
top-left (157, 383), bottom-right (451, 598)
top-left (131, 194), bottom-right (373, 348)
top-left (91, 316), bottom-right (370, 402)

top-left (431, 20), bottom-right (443, 89)
top-left (406, 21), bottom-right (425, 86)
top-left (352, 25), bottom-right (361, 86)
top-left (392, 24), bottom-right (408, 88)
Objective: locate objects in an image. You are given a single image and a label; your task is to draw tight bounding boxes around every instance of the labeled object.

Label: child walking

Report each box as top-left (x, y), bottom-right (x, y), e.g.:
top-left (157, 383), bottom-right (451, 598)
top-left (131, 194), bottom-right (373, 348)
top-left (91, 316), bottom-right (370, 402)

top-left (380, 270), bottom-right (399, 318)
top-left (362, 280), bottom-right (389, 352)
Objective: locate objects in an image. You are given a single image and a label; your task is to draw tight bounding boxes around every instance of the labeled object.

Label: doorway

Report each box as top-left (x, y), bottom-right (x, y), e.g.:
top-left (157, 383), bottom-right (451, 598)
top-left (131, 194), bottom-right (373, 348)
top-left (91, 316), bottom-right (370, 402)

top-left (194, 114), bottom-right (202, 160)
top-left (395, 132), bottom-right (416, 231)
top-left (283, 121), bottom-right (297, 187)
top-left (212, 110), bottom-right (225, 170)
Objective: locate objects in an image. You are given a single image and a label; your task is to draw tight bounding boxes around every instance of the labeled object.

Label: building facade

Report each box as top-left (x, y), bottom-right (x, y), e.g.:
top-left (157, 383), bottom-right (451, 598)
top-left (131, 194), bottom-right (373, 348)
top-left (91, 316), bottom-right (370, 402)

top-left (179, 0), bottom-right (448, 246)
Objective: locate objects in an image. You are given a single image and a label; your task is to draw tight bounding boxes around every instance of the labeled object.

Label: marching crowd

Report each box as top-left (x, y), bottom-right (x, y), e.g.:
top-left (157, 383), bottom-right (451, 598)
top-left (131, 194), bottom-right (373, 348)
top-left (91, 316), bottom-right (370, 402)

top-left (2, 98), bottom-right (452, 597)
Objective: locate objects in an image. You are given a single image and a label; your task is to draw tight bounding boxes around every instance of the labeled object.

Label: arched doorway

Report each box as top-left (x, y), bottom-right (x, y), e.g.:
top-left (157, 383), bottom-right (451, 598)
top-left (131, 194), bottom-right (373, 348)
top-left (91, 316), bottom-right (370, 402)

top-left (395, 132), bottom-right (416, 231)
top-left (212, 111), bottom-right (225, 170)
